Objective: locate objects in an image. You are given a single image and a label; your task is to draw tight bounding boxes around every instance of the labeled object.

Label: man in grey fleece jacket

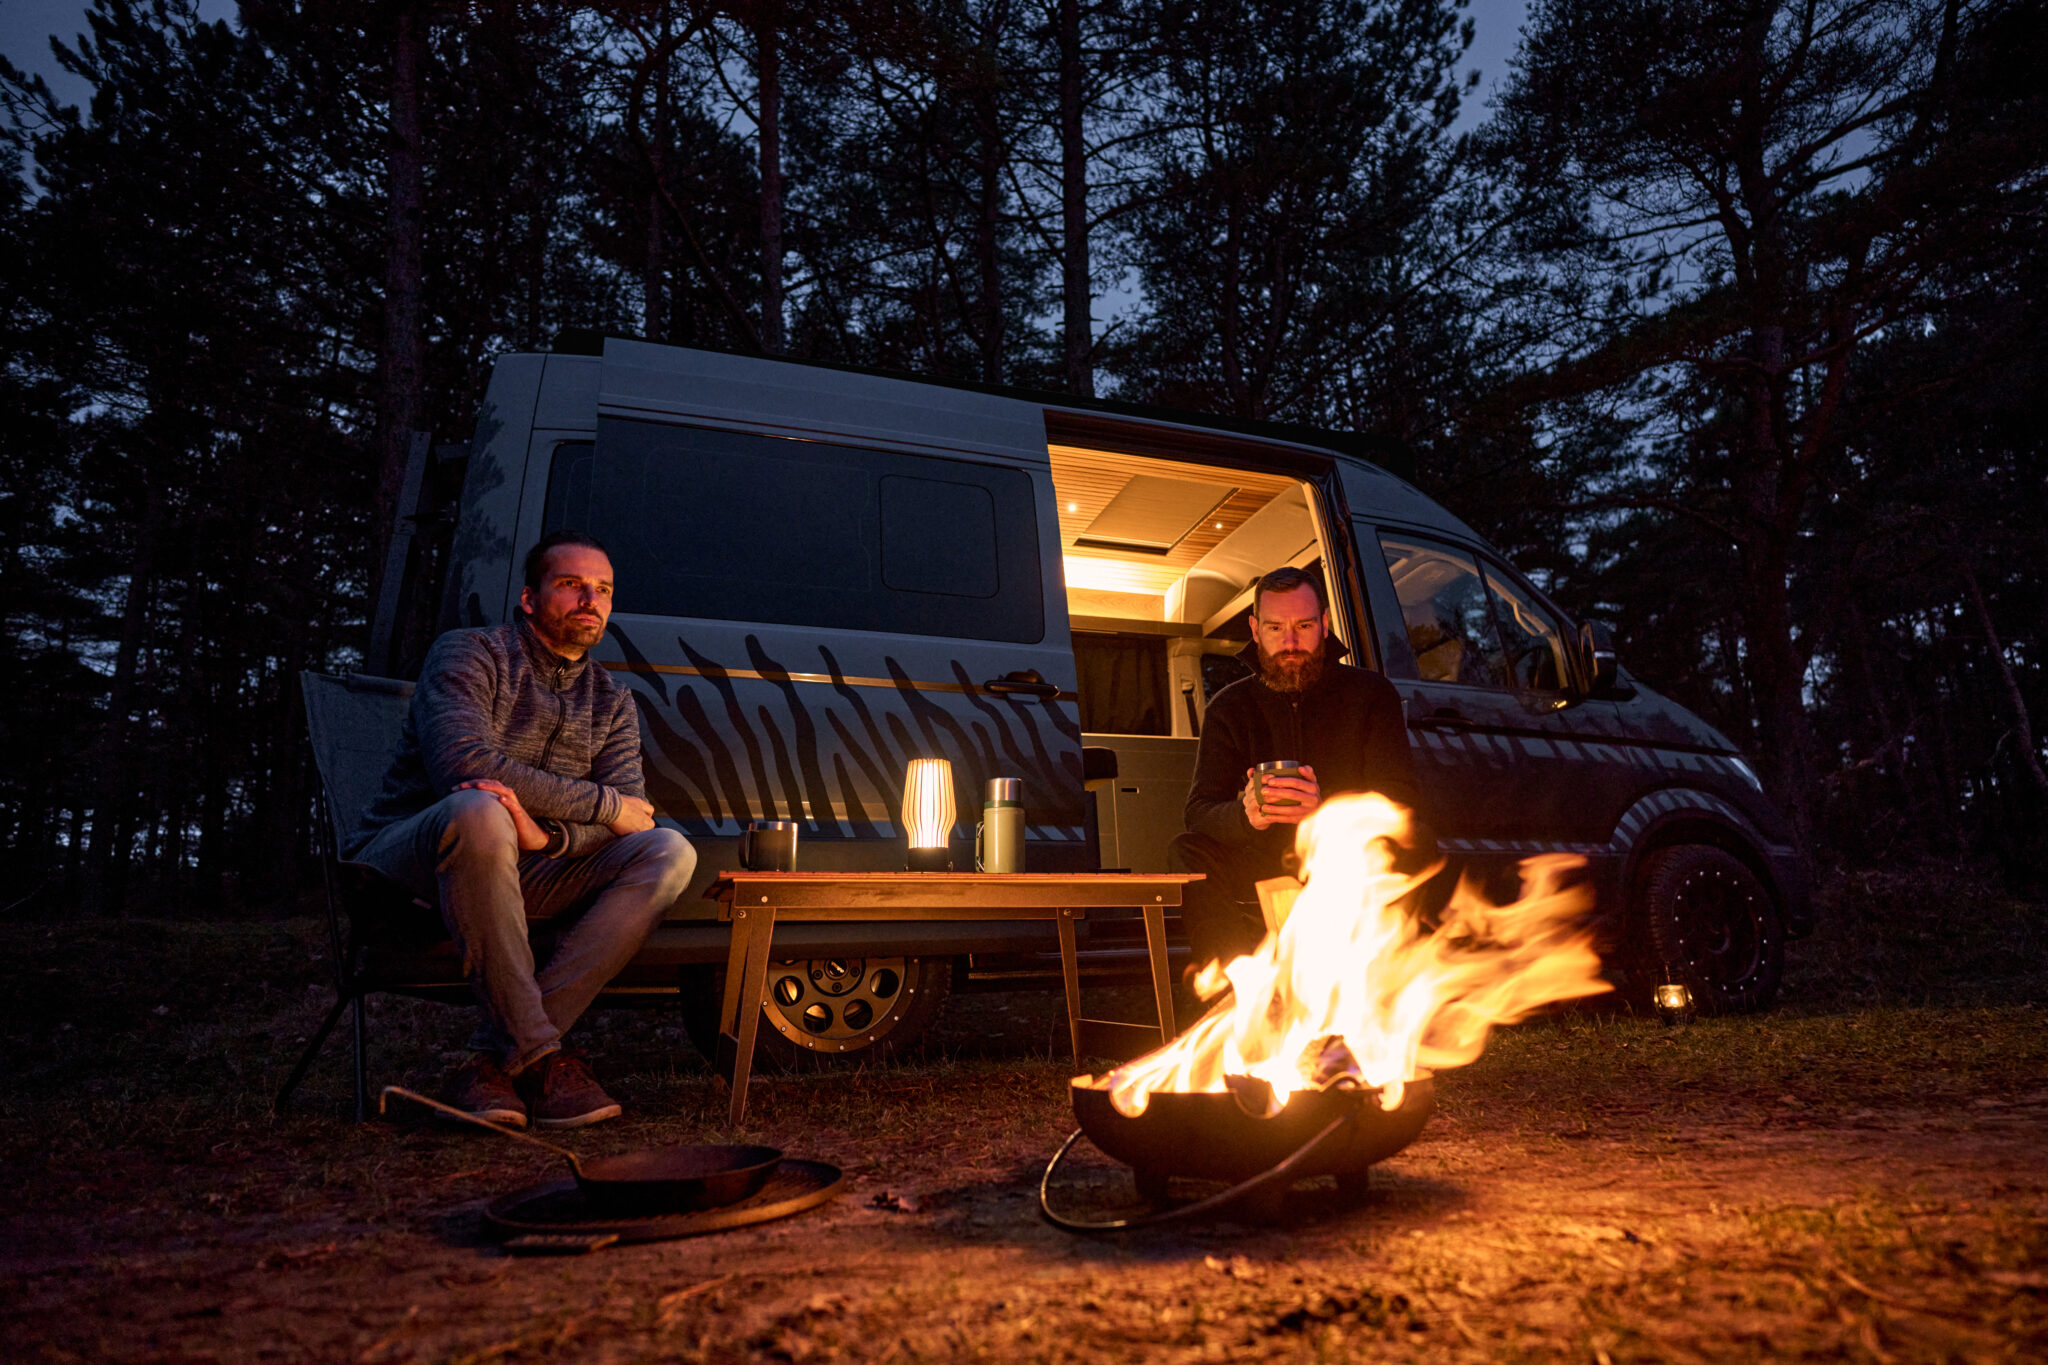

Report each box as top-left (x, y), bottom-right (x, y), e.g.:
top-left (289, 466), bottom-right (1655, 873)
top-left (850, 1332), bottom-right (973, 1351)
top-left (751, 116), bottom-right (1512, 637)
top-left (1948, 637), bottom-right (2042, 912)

top-left (351, 531), bottom-right (696, 1129)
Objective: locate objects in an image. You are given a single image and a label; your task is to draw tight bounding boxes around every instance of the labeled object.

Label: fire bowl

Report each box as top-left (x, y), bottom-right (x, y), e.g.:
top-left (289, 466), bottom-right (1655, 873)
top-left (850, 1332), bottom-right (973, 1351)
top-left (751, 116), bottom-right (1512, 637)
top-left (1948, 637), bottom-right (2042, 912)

top-left (1069, 1075), bottom-right (1434, 1188)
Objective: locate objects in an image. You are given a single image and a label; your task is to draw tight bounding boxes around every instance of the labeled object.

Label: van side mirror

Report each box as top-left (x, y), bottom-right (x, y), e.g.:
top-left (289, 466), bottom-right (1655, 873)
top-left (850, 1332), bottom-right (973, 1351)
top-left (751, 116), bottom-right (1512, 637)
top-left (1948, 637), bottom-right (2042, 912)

top-left (1579, 621), bottom-right (1619, 696)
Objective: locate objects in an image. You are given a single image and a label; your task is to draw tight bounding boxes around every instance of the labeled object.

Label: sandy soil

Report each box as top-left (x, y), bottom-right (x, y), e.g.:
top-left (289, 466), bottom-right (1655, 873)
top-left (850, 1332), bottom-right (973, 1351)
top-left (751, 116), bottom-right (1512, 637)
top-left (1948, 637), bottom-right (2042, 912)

top-left (7, 1034), bottom-right (2045, 1364)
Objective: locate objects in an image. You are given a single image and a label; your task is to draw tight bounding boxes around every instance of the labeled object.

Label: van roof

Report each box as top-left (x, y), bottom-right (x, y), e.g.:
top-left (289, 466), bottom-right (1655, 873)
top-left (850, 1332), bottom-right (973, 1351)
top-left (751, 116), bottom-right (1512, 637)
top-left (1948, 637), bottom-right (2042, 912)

top-left (547, 331), bottom-right (1416, 478)
top-left (533, 334), bottom-right (1483, 545)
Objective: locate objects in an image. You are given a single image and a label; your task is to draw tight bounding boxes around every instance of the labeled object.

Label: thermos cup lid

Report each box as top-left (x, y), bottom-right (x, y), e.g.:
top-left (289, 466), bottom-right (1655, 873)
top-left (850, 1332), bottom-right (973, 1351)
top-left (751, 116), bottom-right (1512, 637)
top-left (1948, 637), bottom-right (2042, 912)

top-left (748, 819), bottom-right (798, 831)
top-left (984, 777), bottom-right (1021, 804)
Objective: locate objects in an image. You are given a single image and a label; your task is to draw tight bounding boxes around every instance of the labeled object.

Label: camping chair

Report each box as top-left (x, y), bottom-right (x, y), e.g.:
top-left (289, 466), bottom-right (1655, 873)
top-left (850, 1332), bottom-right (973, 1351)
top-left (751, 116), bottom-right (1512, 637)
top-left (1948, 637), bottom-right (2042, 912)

top-left (277, 671), bottom-right (469, 1121)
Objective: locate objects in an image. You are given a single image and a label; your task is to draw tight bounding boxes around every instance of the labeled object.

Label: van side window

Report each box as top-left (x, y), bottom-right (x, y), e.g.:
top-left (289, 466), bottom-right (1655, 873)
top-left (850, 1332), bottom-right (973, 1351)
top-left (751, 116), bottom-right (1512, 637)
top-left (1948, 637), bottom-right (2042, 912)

top-left (1482, 563), bottom-right (1572, 693)
top-left (544, 419), bottom-right (1044, 644)
top-left (1378, 535), bottom-right (1510, 689)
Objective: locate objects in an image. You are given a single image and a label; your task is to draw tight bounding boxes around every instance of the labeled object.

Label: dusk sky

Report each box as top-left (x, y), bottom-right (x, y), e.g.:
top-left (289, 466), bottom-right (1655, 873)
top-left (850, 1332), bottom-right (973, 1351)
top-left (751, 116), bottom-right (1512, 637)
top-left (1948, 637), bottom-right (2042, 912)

top-left (4, 0), bottom-right (1533, 127)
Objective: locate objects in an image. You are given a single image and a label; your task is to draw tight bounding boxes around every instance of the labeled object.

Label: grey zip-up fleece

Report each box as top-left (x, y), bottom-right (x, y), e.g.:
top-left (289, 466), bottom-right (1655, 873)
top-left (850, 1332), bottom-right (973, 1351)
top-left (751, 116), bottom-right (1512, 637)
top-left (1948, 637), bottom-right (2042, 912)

top-left (347, 619), bottom-right (642, 860)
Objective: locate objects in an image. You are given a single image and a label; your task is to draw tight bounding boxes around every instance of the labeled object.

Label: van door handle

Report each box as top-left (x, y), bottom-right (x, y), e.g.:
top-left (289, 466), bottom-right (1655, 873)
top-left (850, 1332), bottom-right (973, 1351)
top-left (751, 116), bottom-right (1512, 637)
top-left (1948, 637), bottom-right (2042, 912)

top-left (1410, 707), bottom-right (1475, 732)
top-left (982, 669), bottom-right (1060, 698)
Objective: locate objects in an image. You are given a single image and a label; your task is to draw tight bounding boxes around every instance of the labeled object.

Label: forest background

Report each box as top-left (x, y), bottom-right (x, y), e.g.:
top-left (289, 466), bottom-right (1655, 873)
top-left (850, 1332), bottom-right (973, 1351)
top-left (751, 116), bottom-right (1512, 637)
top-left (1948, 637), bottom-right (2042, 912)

top-left (1, 0), bottom-right (2043, 919)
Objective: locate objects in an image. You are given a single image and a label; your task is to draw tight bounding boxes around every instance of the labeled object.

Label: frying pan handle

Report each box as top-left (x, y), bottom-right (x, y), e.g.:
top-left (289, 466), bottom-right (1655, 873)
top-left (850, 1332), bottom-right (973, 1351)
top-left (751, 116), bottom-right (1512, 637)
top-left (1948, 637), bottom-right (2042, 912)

top-left (378, 1085), bottom-right (585, 1175)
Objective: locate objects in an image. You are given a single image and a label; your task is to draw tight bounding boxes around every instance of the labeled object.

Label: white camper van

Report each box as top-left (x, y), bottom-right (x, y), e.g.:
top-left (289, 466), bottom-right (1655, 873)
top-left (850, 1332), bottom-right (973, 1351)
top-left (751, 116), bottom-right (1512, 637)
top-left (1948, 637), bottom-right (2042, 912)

top-left (432, 339), bottom-right (1808, 1065)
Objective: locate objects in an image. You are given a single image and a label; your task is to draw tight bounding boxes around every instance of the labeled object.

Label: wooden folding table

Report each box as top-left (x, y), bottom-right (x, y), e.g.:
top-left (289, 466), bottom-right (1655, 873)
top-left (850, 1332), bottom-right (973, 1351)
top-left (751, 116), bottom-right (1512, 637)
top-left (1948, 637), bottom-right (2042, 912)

top-left (706, 871), bottom-right (1201, 1126)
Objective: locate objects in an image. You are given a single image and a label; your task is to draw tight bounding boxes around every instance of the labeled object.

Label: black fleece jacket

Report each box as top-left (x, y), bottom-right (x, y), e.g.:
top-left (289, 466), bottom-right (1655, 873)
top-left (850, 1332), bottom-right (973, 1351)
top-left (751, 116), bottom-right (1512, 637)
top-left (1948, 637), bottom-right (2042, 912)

top-left (1184, 649), bottom-right (1420, 855)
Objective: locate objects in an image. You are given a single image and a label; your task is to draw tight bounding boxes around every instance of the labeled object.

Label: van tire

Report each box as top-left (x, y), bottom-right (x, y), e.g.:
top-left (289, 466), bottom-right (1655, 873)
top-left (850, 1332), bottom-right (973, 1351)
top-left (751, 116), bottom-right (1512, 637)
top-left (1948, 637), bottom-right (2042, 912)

top-left (679, 955), bottom-right (953, 1072)
top-left (1632, 844), bottom-right (1783, 1014)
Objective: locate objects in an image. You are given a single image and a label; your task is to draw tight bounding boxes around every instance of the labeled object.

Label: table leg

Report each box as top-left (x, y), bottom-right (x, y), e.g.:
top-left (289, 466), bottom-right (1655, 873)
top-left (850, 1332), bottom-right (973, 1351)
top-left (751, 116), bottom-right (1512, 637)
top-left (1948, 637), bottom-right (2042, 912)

top-left (1143, 903), bottom-right (1177, 1041)
top-left (717, 913), bottom-right (750, 1051)
top-left (1056, 908), bottom-right (1084, 1062)
top-left (725, 906), bottom-right (777, 1128)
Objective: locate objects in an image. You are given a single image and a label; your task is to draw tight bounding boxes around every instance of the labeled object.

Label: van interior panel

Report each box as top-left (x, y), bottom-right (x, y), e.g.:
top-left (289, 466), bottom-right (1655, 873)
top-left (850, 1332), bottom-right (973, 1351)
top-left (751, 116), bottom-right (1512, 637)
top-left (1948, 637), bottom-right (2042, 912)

top-left (1074, 474), bottom-right (1238, 554)
top-left (1049, 444), bottom-right (1301, 607)
top-left (1052, 443), bottom-right (1334, 855)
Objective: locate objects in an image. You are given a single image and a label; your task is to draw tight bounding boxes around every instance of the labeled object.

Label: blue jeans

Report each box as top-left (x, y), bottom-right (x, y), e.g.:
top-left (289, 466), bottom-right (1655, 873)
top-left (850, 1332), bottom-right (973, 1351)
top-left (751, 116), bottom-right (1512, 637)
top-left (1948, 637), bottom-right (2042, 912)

top-left (354, 789), bottom-right (697, 1073)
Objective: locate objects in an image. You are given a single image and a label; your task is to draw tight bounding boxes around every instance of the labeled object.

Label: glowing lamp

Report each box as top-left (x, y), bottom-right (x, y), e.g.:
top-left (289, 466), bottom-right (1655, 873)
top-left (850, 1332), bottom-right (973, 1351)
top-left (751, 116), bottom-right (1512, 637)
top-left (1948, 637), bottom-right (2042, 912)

top-left (1653, 982), bottom-right (1696, 1025)
top-left (901, 758), bottom-right (956, 871)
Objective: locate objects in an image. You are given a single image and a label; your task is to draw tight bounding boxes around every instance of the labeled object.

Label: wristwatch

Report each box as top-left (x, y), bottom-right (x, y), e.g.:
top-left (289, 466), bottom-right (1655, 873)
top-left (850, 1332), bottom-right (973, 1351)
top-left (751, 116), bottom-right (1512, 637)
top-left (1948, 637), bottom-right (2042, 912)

top-left (540, 818), bottom-right (568, 858)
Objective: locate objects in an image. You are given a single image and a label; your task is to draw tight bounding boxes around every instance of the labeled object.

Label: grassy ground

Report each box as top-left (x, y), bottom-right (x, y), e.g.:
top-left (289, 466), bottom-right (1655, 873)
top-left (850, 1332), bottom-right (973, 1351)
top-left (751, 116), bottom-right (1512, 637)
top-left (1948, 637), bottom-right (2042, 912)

top-left (1, 861), bottom-right (2044, 1362)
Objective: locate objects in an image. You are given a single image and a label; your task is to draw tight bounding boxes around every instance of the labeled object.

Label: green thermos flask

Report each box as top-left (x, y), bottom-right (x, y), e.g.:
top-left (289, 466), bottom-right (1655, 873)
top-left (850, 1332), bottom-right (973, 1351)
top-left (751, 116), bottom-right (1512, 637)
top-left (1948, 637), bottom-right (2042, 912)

top-left (976, 777), bottom-right (1025, 872)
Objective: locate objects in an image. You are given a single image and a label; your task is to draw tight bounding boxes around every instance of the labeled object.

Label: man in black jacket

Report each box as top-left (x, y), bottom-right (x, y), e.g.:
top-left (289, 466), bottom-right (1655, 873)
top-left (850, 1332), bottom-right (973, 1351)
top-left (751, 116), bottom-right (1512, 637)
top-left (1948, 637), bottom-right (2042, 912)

top-left (1171, 566), bottom-right (1421, 969)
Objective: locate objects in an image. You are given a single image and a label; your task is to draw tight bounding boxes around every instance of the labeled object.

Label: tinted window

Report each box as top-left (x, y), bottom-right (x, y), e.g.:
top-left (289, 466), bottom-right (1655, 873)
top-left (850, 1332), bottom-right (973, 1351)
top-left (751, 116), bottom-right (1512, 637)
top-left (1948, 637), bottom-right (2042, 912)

top-left (544, 419), bottom-right (1043, 643)
top-left (880, 475), bottom-right (998, 597)
top-left (1484, 565), bottom-right (1572, 692)
top-left (1380, 535), bottom-right (1509, 689)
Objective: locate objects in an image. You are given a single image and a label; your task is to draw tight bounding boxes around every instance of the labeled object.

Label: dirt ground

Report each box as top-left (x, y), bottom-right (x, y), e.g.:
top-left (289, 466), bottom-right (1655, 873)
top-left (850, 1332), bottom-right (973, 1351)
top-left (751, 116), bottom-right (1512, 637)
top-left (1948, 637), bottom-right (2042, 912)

top-left (4, 888), bottom-right (2047, 1363)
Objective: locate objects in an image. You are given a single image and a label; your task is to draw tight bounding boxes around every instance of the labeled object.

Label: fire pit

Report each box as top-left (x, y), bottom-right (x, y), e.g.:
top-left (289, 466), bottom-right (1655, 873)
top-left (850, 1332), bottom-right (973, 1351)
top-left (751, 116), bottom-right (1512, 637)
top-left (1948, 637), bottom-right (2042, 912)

top-left (1039, 1075), bottom-right (1434, 1229)
top-left (1070, 1073), bottom-right (1434, 1190)
top-left (1040, 793), bottom-right (1609, 1232)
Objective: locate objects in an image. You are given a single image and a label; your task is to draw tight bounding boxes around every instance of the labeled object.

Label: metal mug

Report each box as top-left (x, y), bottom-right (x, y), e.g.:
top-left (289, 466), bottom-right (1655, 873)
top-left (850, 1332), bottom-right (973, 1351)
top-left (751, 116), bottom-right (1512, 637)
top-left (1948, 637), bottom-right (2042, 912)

top-left (975, 777), bottom-right (1025, 873)
top-left (1253, 759), bottom-right (1305, 809)
top-left (739, 820), bottom-right (798, 871)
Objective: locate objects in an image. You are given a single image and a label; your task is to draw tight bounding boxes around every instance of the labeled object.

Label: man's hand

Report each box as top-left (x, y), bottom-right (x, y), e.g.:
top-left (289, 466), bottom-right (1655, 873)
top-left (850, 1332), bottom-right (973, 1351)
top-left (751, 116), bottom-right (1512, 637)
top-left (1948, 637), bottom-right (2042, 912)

top-left (1241, 765), bottom-right (1322, 830)
top-left (608, 793), bottom-right (656, 836)
top-left (457, 779), bottom-right (549, 851)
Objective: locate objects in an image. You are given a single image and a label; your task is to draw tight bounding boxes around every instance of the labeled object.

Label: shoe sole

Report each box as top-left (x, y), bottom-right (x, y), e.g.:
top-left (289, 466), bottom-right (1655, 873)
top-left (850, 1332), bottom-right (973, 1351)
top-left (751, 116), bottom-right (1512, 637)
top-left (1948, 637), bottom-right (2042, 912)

top-left (531, 1102), bottom-right (623, 1130)
top-left (435, 1106), bottom-right (527, 1129)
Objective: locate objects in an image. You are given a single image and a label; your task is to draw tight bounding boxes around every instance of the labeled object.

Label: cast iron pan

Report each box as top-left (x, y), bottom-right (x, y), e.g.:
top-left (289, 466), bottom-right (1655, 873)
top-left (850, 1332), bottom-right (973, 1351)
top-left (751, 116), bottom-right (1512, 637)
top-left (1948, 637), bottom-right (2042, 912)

top-left (380, 1086), bottom-right (781, 1215)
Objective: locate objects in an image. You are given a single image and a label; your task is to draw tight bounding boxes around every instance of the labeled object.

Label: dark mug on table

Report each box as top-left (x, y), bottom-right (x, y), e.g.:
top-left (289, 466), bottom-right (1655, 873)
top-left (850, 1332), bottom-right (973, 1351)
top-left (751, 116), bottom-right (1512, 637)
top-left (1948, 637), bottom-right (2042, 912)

top-left (740, 819), bottom-right (798, 871)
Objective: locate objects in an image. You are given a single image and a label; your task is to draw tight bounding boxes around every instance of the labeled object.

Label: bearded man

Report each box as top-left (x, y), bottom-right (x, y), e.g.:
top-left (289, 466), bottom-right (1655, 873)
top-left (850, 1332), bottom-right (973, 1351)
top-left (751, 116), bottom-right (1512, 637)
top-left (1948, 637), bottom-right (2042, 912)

top-left (1169, 566), bottom-right (1421, 971)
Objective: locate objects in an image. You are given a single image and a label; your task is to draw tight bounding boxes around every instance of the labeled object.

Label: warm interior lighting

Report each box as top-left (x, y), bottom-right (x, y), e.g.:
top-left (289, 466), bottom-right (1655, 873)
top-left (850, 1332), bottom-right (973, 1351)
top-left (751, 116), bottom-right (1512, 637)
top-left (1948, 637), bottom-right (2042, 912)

top-left (1100, 794), bottom-right (1610, 1117)
top-left (1061, 555), bottom-right (1172, 598)
top-left (901, 758), bottom-right (955, 871)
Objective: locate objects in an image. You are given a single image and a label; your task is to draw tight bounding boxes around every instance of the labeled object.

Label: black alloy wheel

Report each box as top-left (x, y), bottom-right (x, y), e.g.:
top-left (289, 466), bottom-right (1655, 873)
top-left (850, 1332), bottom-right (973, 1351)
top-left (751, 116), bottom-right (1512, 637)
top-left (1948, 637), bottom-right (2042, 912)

top-left (680, 955), bottom-right (953, 1072)
top-left (1634, 844), bottom-right (1784, 1014)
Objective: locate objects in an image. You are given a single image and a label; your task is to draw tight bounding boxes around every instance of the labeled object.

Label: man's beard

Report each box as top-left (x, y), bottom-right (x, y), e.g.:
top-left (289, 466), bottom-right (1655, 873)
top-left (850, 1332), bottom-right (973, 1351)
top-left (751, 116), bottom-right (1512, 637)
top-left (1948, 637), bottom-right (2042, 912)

top-left (1258, 643), bottom-right (1325, 694)
top-left (534, 606), bottom-right (606, 651)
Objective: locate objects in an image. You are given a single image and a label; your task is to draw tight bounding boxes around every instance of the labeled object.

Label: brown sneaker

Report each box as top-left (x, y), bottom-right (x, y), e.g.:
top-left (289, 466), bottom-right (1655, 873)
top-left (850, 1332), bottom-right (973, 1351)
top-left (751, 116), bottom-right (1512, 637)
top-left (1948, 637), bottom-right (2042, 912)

top-left (438, 1053), bottom-right (526, 1129)
top-left (515, 1051), bottom-right (622, 1130)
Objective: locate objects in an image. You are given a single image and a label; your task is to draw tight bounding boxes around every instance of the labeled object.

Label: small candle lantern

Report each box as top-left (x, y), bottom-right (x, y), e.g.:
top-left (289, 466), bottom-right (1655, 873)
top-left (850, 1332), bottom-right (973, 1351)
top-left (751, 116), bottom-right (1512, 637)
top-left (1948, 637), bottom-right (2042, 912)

top-left (901, 758), bottom-right (956, 871)
top-left (1653, 982), bottom-right (1696, 1025)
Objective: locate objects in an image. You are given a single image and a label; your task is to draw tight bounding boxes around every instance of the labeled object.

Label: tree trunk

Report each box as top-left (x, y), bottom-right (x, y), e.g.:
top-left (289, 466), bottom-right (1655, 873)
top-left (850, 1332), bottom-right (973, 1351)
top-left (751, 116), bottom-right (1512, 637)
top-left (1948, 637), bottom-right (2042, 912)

top-left (645, 9), bottom-right (670, 340)
top-left (1057, 0), bottom-right (1092, 395)
top-left (1960, 559), bottom-right (2048, 802)
top-left (1734, 516), bottom-right (1816, 850)
top-left (973, 66), bottom-right (1004, 384)
top-left (369, 9), bottom-right (427, 637)
top-left (757, 12), bottom-right (785, 353)
top-left (84, 481), bottom-right (163, 916)
top-left (1220, 191), bottom-right (1247, 413)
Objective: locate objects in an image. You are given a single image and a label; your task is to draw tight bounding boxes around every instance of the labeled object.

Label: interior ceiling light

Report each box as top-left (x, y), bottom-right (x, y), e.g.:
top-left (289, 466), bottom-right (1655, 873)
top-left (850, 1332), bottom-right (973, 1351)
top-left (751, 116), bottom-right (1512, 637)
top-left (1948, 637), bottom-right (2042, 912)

top-left (1062, 556), bottom-right (1167, 596)
top-left (1075, 475), bottom-right (1236, 555)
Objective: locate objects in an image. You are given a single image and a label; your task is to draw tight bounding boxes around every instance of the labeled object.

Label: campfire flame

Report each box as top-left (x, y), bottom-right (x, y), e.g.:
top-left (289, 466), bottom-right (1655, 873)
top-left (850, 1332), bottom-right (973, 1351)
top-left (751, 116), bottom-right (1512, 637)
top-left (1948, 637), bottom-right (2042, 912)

top-left (1105, 794), bottom-right (1609, 1117)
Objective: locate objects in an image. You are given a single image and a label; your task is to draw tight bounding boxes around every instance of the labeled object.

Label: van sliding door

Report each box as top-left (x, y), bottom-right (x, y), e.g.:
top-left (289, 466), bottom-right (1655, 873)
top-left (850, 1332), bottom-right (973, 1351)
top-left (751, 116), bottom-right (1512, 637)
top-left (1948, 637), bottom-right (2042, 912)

top-left (558, 342), bottom-right (1084, 864)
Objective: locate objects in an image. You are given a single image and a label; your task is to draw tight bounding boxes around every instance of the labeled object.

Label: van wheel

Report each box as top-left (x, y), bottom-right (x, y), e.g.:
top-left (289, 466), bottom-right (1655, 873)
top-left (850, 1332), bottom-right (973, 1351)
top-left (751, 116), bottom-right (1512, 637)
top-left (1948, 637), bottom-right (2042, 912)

top-left (680, 956), bottom-right (953, 1072)
top-left (1633, 845), bottom-right (1783, 1014)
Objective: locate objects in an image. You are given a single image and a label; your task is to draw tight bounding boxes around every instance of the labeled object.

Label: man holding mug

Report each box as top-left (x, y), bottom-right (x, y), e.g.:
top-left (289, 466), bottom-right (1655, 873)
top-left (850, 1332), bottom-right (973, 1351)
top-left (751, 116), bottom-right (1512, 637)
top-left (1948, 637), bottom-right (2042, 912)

top-left (1169, 566), bottom-right (1422, 970)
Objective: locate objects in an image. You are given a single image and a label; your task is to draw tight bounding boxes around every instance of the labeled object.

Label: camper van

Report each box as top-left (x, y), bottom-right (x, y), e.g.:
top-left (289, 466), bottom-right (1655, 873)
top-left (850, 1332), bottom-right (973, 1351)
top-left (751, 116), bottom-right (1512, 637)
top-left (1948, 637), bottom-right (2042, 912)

top-left (435, 339), bottom-right (1808, 1064)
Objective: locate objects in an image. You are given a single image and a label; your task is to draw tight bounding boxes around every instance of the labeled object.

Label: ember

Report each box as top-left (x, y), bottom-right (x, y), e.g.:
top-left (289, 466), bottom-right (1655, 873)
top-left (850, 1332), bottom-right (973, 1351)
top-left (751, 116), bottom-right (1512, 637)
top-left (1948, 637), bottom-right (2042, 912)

top-left (1101, 794), bottom-right (1611, 1117)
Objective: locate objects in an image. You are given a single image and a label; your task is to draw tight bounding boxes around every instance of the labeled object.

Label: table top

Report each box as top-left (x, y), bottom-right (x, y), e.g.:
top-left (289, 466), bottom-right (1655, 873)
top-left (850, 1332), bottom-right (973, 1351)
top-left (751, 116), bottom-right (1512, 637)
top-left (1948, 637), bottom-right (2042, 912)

top-left (710, 871), bottom-right (1202, 884)
top-left (705, 869), bottom-right (1201, 914)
